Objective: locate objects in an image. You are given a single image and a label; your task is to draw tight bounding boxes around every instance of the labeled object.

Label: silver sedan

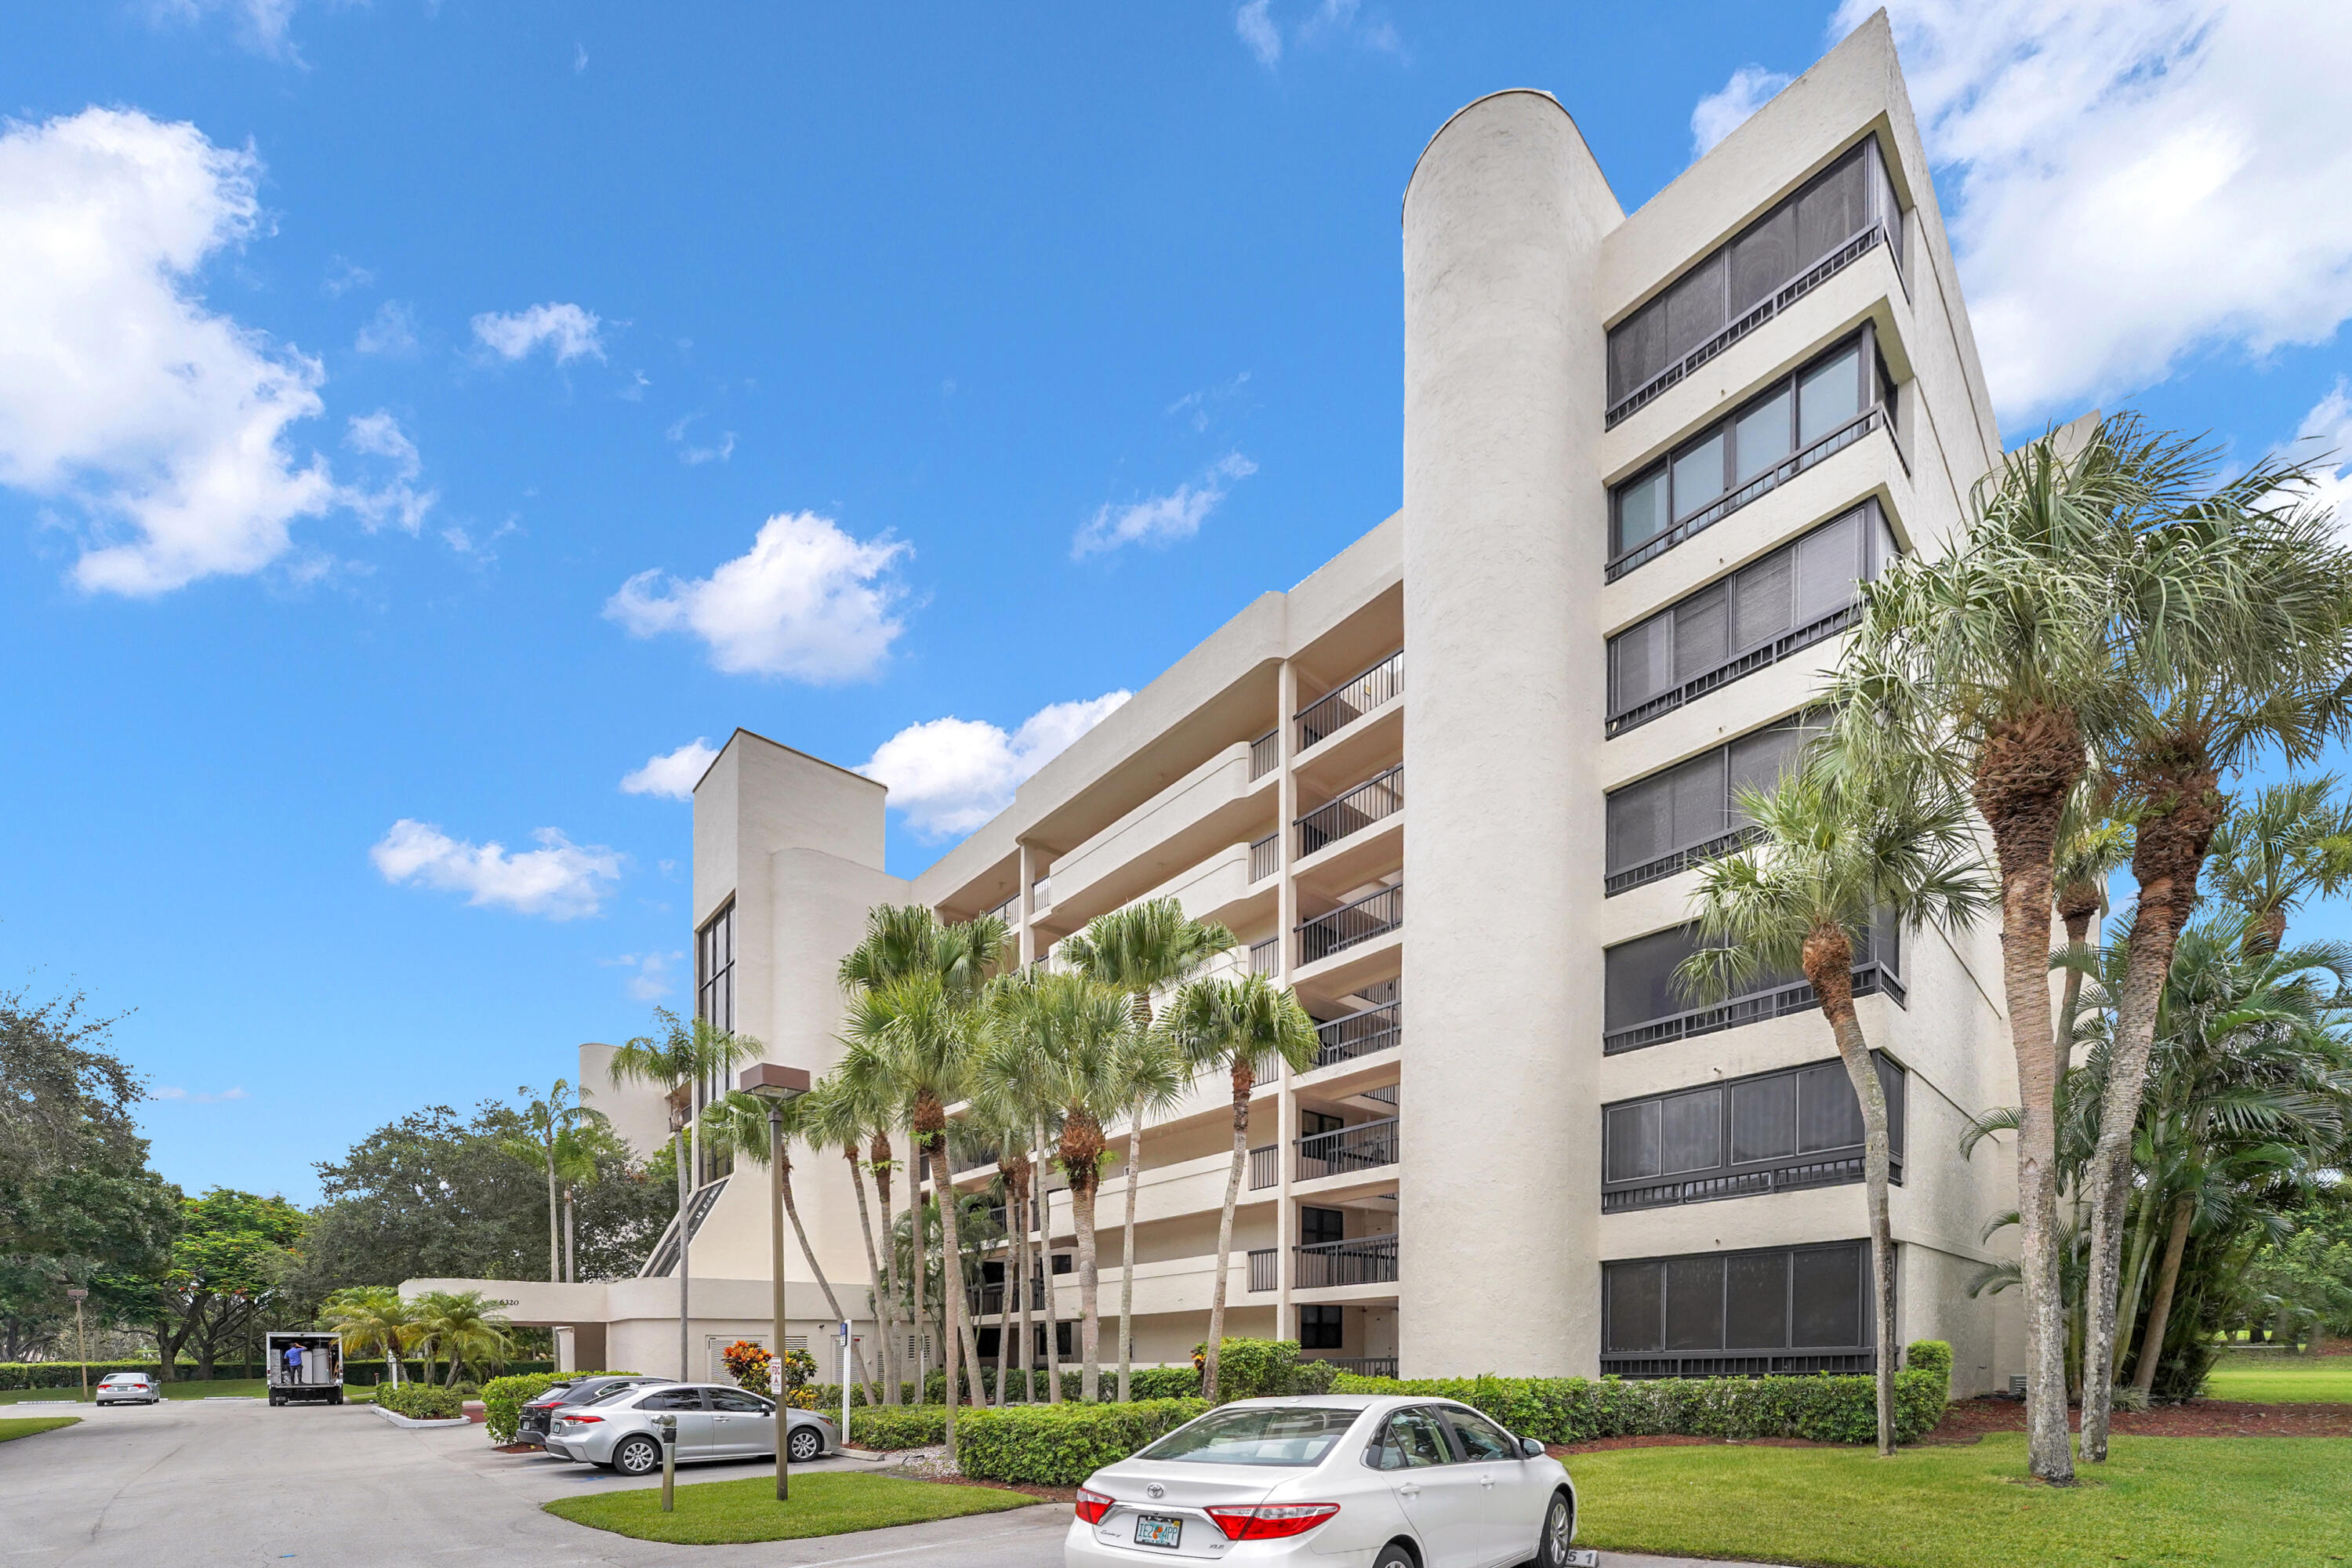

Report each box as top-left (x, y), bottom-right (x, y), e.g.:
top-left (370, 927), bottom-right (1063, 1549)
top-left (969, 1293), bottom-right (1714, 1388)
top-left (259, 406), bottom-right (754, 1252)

top-left (543, 1381), bottom-right (840, 1477)
top-left (1065, 1395), bottom-right (1586, 1568)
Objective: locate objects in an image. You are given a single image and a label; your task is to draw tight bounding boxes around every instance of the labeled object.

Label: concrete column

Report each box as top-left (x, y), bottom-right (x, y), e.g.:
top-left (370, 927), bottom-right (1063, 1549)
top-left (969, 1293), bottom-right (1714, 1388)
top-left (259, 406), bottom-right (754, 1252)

top-left (1018, 842), bottom-right (1038, 969)
top-left (1273, 659), bottom-right (1301, 1334)
top-left (1399, 90), bottom-right (1617, 1377)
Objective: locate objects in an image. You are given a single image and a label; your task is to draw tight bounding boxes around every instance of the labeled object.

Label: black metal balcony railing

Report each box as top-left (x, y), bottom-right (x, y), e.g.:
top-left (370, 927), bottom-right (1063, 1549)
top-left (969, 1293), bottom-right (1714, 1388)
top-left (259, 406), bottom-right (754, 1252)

top-left (1297, 651), bottom-right (1403, 751)
top-left (1605, 220), bottom-right (1893, 431)
top-left (1032, 875), bottom-right (1052, 909)
top-left (1298, 1116), bottom-right (1399, 1181)
top-left (1312, 1355), bottom-right (1399, 1378)
top-left (1602, 962), bottom-right (1906, 1055)
top-left (1602, 1149), bottom-right (1905, 1214)
top-left (1313, 1003), bottom-right (1400, 1069)
top-left (1601, 1349), bottom-right (1877, 1379)
top-left (1247, 1248), bottom-right (1277, 1293)
top-left (1295, 1234), bottom-right (1399, 1288)
top-left (1606, 601), bottom-right (1862, 739)
top-left (969, 1277), bottom-right (1047, 1316)
top-left (1250, 833), bottom-right (1279, 882)
top-left (1297, 886), bottom-right (1402, 967)
top-left (1606, 825), bottom-right (1765, 898)
top-left (1298, 765), bottom-right (1403, 859)
top-left (1248, 938), bottom-right (1277, 976)
top-left (1250, 728), bottom-right (1280, 780)
top-left (1248, 1144), bottom-right (1279, 1190)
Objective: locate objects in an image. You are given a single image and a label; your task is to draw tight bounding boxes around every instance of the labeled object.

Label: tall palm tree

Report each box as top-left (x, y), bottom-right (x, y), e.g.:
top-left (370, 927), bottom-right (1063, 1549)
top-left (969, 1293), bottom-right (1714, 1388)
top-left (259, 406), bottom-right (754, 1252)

top-left (803, 1070), bottom-right (898, 1402)
top-left (2204, 778), bottom-right (2352, 955)
top-left (1160, 971), bottom-right (1319, 1403)
top-left (828, 1037), bottom-right (907, 1402)
top-left (1063, 897), bottom-right (1235, 1400)
top-left (1679, 748), bottom-right (1994, 1454)
top-left (607, 1009), bottom-right (761, 1381)
top-left (320, 1287), bottom-right (410, 1387)
top-left (2078, 449), bottom-right (2352, 1459)
top-left (2050, 785), bottom-right (2133, 1060)
top-left (551, 1121), bottom-right (604, 1282)
top-left (1831, 417), bottom-right (2161, 1481)
top-left (513, 1079), bottom-right (609, 1283)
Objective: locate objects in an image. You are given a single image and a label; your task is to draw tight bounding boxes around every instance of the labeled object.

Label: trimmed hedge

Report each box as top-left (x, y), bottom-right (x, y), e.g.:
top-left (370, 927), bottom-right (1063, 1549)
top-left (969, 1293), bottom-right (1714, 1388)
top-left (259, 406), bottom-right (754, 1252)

top-left (375, 1384), bottom-right (466, 1420)
top-left (957, 1399), bottom-right (1210, 1486)
top-left (480, 1370), bottom-right (633, 1443)
top-left (1330, 1341), bottom-right (1954, 1447)
top-left (848, 1405), bottom-right (951, 1450)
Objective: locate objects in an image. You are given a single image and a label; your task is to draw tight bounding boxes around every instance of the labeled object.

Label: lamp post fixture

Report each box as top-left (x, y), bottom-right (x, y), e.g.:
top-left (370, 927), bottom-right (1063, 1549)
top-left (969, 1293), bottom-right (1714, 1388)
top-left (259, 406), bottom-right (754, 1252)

top-left (66, 1289), bottom-right (89, 1403)
top-left (739, 1062), bottom-right (811, 1502)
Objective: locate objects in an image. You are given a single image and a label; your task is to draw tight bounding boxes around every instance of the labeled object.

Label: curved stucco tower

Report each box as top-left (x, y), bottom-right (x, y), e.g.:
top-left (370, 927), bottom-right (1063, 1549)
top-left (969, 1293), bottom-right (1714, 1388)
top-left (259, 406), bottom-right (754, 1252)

top-left (1399, 92), bottom-right (1620, 1375)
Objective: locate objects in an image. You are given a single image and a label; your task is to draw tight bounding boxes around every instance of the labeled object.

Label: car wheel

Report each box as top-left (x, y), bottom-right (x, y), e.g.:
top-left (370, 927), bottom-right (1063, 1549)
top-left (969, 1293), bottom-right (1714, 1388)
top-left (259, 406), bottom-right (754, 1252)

top-left (1373, 1544), bottom-right (1417, 1568)
top-left (787, 1426), bottom-right (823, 1462)
top-left (611, 1436), bottom-right (662, 1476)
top-left (269, 1394), bottom-right (284, 1407)
top-left (1537, 1490), bottom-right (1576, 1568)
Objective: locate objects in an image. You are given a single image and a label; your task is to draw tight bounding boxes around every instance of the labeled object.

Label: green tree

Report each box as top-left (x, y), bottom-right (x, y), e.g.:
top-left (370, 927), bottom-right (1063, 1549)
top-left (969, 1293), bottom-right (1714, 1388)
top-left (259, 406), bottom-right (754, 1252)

top-left (407, 1288), bottom-right (514, 1385)
top-left (607, 1009), bottom-right (760, 1382)
top-left (1062, 897), bottom-right (1233, 1400)
top-left (147, 1188), bottom-right (305, 1381)
top-left (510, 1079), bottom-right (608, 1284)
top-left (1679, 749), bottom-right (1992, 1453)
top-left (2204, 778), bottom-right (2352, 955)
top-left (321, 1285), bottom-right (415, 1385)
top-left (804, 1058), bottom-right (906, 1404)
top-left (1160, 972), bottom-right (1318, 1404)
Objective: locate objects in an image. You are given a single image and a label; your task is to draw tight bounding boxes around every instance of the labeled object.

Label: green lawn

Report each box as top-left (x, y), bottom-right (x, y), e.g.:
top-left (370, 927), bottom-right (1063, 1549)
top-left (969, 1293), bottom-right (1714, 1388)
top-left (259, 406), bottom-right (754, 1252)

top-left (2204, 1354), bottom-right (2352, 1404)
top-left (0, 1417), bottom-right (80, 1443)
top-left (1572, 1434), bottom-right (2350, 1568)
top-left (0, 1377), bottom-right (267, 1405)
top-left (543, 1470), bottom-right (1040, 1545)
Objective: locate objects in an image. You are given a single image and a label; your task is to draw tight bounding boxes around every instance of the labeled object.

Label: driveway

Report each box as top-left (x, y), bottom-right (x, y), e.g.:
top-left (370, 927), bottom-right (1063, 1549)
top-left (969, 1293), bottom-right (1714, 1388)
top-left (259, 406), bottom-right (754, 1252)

top-left (0, 1396), bottom-right (1777, 1568)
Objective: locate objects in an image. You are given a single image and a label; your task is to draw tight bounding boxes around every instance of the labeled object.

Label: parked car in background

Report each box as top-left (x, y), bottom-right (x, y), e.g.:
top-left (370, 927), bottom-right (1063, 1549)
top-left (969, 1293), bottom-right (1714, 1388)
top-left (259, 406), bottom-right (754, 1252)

top-left (514, 1374), bottom-right (674, 1450)
top-left (95, 1373), bottom-right (161, 1406)
top-left (543, 1382), bottom-right (839, 1476)
top-left (1064, 1395), bottom-right (1587, 1568)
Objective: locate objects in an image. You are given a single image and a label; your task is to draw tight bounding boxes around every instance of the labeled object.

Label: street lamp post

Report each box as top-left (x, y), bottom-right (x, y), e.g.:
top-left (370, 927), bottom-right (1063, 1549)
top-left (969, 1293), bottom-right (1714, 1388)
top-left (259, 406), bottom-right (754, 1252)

top-left (67, 1289), bottom-right (89, 1403)
top-left (739, 1062), bottom-right (811, 1503)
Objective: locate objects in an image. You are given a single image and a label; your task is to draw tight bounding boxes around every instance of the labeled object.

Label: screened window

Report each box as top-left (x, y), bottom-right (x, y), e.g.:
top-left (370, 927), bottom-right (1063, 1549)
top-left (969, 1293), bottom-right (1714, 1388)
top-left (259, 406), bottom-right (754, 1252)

top-left (1301, 1207), bottom-right (1346, 1248)
top-left (1609, 330), bottom-right (1894, 569)
top-left (1602, 910), bottom-right (1903, 1051)
top-left (1602, 1241), bottom-right (1878, 1368)
top-left (1602, 1054), bottom-right (1907, 1211)
top-left (1607, 137), bottom-right (1904, 411)
top-left (1604, 713), bottom-right (1824, 891)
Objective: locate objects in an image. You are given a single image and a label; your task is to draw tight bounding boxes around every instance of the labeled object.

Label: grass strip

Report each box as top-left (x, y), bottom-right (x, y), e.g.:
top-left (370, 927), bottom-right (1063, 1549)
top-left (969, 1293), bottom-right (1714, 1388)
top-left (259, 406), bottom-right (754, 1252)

top-left (2203, 1356), bottom-right (2352, 1405)
top-left (0, 1417), bottom-right (80, 1443)
top-left (543, 1469), bottom-right (1040, 1544)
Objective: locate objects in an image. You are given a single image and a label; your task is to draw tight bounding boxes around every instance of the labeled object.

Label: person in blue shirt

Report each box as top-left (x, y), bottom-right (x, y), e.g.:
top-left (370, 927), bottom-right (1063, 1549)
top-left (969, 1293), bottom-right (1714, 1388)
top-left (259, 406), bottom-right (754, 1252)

top-left (283, 1342), bottom-right (303, 1383)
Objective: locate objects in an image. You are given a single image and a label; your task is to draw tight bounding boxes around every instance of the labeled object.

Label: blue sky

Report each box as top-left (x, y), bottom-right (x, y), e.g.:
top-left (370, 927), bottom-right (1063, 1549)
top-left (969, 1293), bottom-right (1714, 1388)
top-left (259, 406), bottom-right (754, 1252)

top-left (4, 1), bottom-right (2350, 1203)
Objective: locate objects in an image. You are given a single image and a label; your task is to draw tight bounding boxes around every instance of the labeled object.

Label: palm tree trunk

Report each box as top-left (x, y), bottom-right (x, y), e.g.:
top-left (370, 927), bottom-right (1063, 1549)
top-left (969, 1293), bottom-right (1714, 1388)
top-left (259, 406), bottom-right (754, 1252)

top-left (545, 1140), bottom-right (562, 1284)
top-left (2083, 768), bottom-right (2216, 1462)
top-left (908, 1119), bottom-right (927, 1398)
top-left (1203, 1080), bottom-right (1251, 1405)
top-left (995, 1220), bottom-right (1014, 1406)
top-left (1119, 1099), bottom-right (1144, 1403)
top-left (781, 1162), bottom-right (877, 1404)
top-left (952, 1189), bottom-right (987, 1403)
top-left (870, 1131), bottom-right (902, 1403)
top-left (1038, 1116), bottom-right (1062, 1403)
top-left (844, 1145), bottom-right (890, 1406)
top-left (675, 1130), bottom-right (694, 1383)
top-left (2131, 1195), bottom-right (2194, 1395)
top-left (1073, 1176), bottom-right (1102, 1401)
top-left (1014, 1163), bottom-right (1035, 1402)
top-left (928, 1136), bottom-right (974, 1462)
top-left (1824, 993), bottom-right (1899, 1456)
top-left (563, 1189), bottom-right (577, 1283)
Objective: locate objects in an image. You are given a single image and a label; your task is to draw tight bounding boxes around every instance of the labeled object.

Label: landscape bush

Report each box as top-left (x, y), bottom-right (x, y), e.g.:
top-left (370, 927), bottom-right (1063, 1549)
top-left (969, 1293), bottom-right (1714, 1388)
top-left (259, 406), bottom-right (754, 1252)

top-left (480, 1370), bottom-right (632, 1443)
top-left (1194, 1338), bottom-right (1337, 1403)
top-left (1330, 1341), bottom-right (1954, 1447)
top-left (374, 1383), bottom-right (466, 1420)
top-left (848, 1404), bottom-right (953, 1449)
top-left (957, 1399), bottom-right (1210, 1486)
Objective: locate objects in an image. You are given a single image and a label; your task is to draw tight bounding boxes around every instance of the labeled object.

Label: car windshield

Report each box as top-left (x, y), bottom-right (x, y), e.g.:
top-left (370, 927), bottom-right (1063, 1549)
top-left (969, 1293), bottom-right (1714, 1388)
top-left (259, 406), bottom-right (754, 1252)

top-left (1134, 1406), bottom-right (1361, 1467)
top-left (582, 1382), bottom-right (655, 1407)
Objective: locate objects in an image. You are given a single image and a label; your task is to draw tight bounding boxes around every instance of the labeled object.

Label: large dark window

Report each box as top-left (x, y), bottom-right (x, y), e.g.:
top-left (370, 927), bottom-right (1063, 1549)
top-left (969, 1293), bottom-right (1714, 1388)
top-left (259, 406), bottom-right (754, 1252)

top-left (1604, 713), bottom-right (1823, 894)
top-left (1603, 913), bottom-right (1904, 1054)
top-left (1607, 503), bottom-right (1896, 735)
top-left (1602, 1054), bottom-right (1906, 1211)
top-left (1602, 1240), bottom-right (1881, 1376)
top-left (1610, 331), bottom-right (1896, 580)
top-left (1301, 1206), bottom-right (1346, 1247)
top-left (1298, 1305), bottom-right (1343, 1350)
top-left (1607, 136), bottom-right (1904, 424)
top-left (696, 902), bottom-right (735, 1033)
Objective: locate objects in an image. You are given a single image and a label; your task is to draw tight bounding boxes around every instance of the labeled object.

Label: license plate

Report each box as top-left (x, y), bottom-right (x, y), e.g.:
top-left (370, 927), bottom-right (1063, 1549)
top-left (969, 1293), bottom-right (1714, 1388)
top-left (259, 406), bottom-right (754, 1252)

top-left (1133, 1515), bottom-right (1182, 1548)
top-left (1565, 1552), bottom-right (1600, 1567)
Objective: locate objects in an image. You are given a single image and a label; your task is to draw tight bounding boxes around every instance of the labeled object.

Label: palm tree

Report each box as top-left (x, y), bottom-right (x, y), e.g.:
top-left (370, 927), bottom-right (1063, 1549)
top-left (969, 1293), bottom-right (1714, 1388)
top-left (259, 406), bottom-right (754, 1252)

top-left (513, 1079), bottom-right (609, 1283)
top-left (551, 1121), bottom-right (609, 1283)
top-left (2050, 786), bottom-right (2133, 1060)
top-left (320, 1287), bottom-right (410, 1387)
top-left (608, 1009), bottom-right (761, 1381)
top-left (408, 1290), bottom-right (514, 1385)
top-left (1063, 897), bottom-right (1235, 1400)
top-left (1679, 747), bottom-right (1994, 1454)
top-left (2077, 448), bottom-right (2352, 1460)
top-left (1160, 971), bottom-right (1319, 1403)
top-left (1831, 417), bottom-right (2163, 1481)
top-left (2204, 778), bottom-right (2352, 955)
top-left (803, 1069), bottom-right (899, 1402)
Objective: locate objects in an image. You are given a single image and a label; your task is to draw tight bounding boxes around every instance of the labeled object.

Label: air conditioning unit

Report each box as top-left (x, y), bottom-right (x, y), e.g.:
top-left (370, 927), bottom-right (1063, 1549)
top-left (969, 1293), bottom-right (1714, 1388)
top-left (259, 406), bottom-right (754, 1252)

top-left (2009, 1374), bottom-right (2028, 1398)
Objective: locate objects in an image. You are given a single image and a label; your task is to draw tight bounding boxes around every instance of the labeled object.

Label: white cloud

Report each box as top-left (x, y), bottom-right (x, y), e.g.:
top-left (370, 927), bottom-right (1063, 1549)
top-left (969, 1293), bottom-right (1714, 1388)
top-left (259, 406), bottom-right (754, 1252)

top-left (1073, 452), bottom-right (1258, 558)
top-left (1841, 0), bottom-right (2352, 418)
top-left (2296, 379), bottom-right (2352, 538)
top-left (370, 818), bottom-right (622, 920)
top-left (343, 411), bottom-right (435, 532)
top-left (666, 412), bottom-right (735, 465)
top-left (620, 739), bottom-right (719, 800)
top-left (0, 107), bottom-right (354, 596)
top-left (471, 301), bottom-right (604, 364)
top-left (603, 950), bottom-right (682, 1002)
top-left (1691, 65), bottom-right (1794, 157)
top-left (322, 255), bottom-right (372, 296)
top-left (605, 511), bottom-right (911, 682)
top-left (573, 41), bottom-right (590, 73)
top-left (859, 691), bottom-right (1132, 839)
top-left (154, 0), bottom-right (305, 61)
top-left (150, 1083), bottom-right (249, 1104)
top-left (354, 299), bottom-right (419, 356)
top-left (1236, 0), bottom-right (1282, 65)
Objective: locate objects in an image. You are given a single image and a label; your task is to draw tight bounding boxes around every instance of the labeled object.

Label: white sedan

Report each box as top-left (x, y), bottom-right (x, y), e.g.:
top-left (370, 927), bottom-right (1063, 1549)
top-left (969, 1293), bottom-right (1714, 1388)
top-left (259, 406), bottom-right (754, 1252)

top-left (1065, 1395), bottom-right (1587, 1568)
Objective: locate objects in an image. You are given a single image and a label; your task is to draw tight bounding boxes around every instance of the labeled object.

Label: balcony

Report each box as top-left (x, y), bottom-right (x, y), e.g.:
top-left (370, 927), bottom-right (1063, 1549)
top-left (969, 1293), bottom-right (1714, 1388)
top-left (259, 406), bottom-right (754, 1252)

top-left (1602, 964), bottom-right (1902, 1055)
top-left (1297, 651), bottom-right (1403, 752)
top-left (1247, 1248), bottom-right (1277, 1292)
top-left (1297, 885), bottom-right (1402, 967)
top-left (1312, 1355), bottom-right (1399, 1378)
top-left (1249, 1144), bottom-right (1278, 1190)
top-left (969, 1277), bottom-right (1047, 1316)
top-left (1295, 1234), bottom-right (1398, 1289)
top-left (1298, 1116), bottom-right (1398, 1181)
top-left (1313, 1002), bottom-right (1399, 1069)
top-left (1250, 833), bottom-right (1279, 882)
top-left (1248, 938), bottom-right (1277, 975)
top-left (1250, 728), bottom-right (1280, 780)
top-left (1298, 765), bottom-right (1403, 859)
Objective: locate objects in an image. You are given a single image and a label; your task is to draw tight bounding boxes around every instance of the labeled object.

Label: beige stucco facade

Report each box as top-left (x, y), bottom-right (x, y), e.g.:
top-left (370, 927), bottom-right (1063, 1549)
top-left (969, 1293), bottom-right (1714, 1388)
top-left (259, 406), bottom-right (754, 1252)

top-left (415, 13), bottom-right (2024, 1397)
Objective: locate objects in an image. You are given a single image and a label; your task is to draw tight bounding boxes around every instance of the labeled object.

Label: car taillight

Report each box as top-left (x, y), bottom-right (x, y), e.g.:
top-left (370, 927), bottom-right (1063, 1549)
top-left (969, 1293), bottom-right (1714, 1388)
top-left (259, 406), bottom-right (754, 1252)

top-left (1074, 1488), bottom-right (1114, 1525)
top-left (562, 1414), bottom-right (602, 1424)
top-left (1205, 1504), bottom-right (1341, 1541)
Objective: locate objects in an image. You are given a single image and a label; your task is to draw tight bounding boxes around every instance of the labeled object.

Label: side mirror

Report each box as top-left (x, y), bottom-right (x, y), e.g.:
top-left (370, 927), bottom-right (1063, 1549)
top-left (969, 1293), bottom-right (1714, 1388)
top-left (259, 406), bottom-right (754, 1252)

top-left (1518, 1436), bottom-right (1547, 1458)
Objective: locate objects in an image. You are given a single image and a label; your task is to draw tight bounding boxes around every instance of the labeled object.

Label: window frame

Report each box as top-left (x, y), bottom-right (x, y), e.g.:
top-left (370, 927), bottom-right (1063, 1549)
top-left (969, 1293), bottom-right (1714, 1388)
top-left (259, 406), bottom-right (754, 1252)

top-left (1600, 1053), bottom-right (1907, 1212)
top-left (1602, 912), bottom-right (1907, 1054)
top-left (1600, 1239), bottom-right (1884, 1377)
top-left (1602, 711), bottom-right (1827, 895)
top-left (1298, 1304), bottom-right (1344, 1350)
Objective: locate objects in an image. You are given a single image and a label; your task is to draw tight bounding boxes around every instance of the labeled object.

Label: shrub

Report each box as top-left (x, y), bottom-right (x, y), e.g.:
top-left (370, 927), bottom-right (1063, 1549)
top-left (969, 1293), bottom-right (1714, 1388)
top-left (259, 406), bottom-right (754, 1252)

top-left (480, 1370), bottom-right (633, 1443)
top-left (1126, 1365), bottom-right (1203, 1399)
top-left (376, 1384), bottom-right (466, 1421)
top-left (957, 1399), bottom-right (1210, 1486)
top-left (1329, 1341), bottom-right (1953, 1447)
top-left (1192, 1338), bottom-right (1333, 1403)
top-left (848, 1405), bottom-right (950, 1450)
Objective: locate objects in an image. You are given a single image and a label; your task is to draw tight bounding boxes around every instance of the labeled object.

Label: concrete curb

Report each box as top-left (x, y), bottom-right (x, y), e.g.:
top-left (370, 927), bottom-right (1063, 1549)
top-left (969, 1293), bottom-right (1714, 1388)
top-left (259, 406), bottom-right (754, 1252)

top-left (369, 1402), bottom-right (470, 1429)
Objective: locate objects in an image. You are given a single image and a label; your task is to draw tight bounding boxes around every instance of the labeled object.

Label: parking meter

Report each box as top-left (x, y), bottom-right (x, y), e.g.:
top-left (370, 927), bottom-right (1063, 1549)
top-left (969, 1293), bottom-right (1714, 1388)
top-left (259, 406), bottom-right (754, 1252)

top-left (655, 1413), bottom-right (677, 1512)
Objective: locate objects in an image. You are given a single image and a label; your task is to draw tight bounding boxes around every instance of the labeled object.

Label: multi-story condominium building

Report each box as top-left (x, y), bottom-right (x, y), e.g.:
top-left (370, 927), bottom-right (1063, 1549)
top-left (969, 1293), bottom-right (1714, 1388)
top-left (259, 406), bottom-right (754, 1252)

top-left (410, 15), bottom-right (2023, 1396)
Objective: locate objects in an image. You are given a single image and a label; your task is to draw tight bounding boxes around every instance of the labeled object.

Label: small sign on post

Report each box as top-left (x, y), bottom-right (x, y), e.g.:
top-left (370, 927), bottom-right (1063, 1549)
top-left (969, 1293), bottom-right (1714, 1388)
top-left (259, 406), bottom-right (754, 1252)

top-left (768, 1361), bottom-right (783, 1397)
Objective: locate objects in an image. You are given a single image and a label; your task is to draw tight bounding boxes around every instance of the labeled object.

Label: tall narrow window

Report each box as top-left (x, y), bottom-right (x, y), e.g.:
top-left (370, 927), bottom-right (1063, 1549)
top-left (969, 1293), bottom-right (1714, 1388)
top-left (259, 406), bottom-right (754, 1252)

top-left (694, 902), bottom-right (737, 1184)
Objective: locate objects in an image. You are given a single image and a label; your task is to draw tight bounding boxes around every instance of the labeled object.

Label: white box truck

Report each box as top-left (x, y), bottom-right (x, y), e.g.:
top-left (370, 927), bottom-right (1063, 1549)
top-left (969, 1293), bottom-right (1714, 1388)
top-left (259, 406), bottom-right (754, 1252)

top-left (266, 1332), bottom-right (344, 1406)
